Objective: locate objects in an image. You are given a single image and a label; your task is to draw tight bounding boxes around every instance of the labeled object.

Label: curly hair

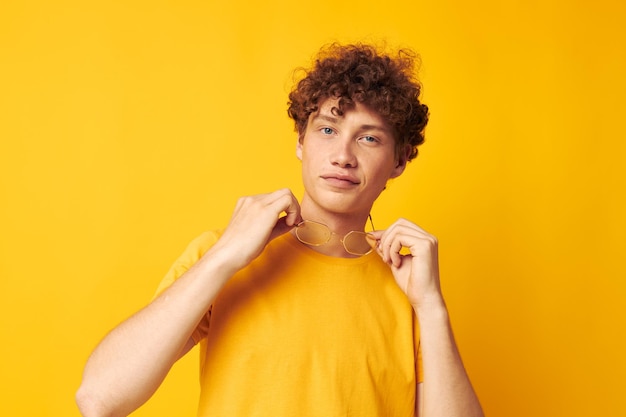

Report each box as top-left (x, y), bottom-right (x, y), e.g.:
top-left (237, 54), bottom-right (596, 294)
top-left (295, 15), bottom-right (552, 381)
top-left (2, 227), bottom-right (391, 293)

top-left (287, 43), bottom-right (429, 161)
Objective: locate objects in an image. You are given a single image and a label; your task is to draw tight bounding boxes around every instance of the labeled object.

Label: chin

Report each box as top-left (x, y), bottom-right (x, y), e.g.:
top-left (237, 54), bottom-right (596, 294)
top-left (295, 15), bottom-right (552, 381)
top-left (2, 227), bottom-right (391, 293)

top-left (318, 195), bottom-right (371, 216)
top-left (303, 185), bottom-right (377, 215)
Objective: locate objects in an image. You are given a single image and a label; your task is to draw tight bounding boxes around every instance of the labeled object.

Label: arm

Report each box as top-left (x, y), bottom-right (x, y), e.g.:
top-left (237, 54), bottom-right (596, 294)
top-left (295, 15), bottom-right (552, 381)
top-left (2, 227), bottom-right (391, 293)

top-left (76, 189), bottom-right (301, 417)
top-left (371, 219), bottom-right (484, 417)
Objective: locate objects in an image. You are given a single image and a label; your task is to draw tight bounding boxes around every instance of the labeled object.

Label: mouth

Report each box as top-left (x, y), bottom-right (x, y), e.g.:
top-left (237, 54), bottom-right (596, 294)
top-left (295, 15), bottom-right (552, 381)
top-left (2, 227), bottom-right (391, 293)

top-left (321, 175), bottom-right (360, 187)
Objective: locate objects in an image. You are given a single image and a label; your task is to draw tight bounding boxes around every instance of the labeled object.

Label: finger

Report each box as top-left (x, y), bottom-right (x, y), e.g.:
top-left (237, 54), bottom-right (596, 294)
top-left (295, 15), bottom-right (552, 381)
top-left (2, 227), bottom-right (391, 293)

top-left (370, 229), bottom-right (389, 263)
top-left (379, 233), bottom-right (395, 265)
top-left (282, 193), bottom-right (302, 227)
top-left (267, 189), bottom-right (302, 226)
top-left (378, 227), bottom-right (416, 265)
top-left (367, 230), bottom-right (385, 240)
top-left (373, 220), bottom-right (430, 260)
top-left (388, 238), bottom-right (404, 267)
top-left (366, 233), bottom-right (379, 249)
top-left (378, 227), bottom-right (402, 263)
top-left (365, 230), bottom-right (382, 250)
top-left (231, 191), bottom-right (274, 218)
top-left (267, 216), bottom-right (293, 241)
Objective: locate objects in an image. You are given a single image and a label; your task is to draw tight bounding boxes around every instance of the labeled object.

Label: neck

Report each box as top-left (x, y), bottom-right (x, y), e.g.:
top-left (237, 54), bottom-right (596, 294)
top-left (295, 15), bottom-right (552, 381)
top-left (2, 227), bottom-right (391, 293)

top-left (294, 195), bottom-right (373, 258)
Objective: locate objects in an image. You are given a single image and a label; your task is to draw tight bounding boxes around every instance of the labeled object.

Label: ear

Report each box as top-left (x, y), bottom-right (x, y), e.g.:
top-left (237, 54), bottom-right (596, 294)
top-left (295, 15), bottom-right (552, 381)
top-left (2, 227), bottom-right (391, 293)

top-left (296, 137), bottom-right (303, 161)
top-left (389, 145), bottom-right (411, 179)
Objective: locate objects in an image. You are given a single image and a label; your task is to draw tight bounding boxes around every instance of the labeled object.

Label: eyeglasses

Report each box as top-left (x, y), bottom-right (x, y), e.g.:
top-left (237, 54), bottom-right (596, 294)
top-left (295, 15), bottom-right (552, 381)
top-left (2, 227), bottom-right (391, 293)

top-left (294, 216), bottom-right (377, 256)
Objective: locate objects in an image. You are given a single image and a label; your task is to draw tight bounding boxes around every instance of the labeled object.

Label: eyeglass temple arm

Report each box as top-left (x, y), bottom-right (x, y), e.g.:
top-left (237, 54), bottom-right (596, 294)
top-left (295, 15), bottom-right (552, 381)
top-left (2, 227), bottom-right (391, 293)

top-left (368, 214), bottom-right (375, 231)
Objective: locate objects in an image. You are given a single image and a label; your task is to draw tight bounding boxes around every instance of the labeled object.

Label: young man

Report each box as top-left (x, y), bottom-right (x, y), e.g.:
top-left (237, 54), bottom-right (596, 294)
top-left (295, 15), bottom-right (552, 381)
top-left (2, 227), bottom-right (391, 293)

top-left (77, 43), bottom-right (484, 417)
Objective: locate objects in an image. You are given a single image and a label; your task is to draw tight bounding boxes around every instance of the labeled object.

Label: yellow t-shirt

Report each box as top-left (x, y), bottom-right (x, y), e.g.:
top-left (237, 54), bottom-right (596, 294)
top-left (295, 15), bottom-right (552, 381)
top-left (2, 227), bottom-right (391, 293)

top-left (157, 230), bottom-right (423, 417)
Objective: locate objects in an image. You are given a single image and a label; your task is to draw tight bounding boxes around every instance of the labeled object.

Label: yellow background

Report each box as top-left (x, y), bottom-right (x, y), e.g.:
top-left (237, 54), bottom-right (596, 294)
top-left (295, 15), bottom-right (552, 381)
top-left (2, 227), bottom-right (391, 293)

top-left (1, 1), bottom-right (624, 416)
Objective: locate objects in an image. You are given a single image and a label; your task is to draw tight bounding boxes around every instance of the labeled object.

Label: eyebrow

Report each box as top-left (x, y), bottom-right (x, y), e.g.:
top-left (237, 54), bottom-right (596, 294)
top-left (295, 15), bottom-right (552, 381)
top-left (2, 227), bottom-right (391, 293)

top-left (311, 114), bottom-right (340, 124)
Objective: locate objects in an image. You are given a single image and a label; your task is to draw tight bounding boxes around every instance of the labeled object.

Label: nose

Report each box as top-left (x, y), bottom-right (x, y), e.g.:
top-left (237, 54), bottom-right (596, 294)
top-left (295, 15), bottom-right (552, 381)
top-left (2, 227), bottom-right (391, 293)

top-left (330, 137), bottom-right (357, 168)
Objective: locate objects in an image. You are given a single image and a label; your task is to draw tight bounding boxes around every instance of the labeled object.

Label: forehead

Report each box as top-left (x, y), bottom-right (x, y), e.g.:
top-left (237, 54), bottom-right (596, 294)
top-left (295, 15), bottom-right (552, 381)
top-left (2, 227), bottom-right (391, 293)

top-left (311, 97), bottom-right (391, 129)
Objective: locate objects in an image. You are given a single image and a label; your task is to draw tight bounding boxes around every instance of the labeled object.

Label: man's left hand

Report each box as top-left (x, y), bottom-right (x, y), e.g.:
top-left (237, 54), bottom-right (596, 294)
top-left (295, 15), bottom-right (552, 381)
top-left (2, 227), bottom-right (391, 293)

top-left (369, 218), bottom-right (443, 310)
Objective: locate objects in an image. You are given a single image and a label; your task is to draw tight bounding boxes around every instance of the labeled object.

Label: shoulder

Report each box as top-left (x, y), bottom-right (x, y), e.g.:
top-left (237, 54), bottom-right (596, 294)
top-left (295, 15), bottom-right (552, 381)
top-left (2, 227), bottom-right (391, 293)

top-left (153, 230), bottom-right (224, 297)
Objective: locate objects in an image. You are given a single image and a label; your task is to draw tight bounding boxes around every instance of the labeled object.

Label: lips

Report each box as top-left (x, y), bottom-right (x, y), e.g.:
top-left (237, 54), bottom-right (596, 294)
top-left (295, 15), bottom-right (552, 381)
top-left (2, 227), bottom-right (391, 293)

top-left (320, 173), bottom-right (360, 186)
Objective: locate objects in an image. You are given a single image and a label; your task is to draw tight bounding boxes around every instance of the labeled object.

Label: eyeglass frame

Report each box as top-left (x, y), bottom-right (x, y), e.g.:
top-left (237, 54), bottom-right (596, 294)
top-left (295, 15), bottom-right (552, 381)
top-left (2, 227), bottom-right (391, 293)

top-left (294, 215), bottom-right (377, 256)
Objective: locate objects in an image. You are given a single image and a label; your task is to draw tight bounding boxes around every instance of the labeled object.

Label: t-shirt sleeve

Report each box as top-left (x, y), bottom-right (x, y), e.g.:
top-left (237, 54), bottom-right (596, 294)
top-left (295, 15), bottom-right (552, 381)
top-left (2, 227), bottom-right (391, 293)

top-left (153, 230), bottom-right (222, 343)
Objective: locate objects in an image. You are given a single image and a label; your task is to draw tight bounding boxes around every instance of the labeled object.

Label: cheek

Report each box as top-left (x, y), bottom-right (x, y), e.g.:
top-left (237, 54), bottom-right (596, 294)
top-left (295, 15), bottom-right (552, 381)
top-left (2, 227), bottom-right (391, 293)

top-left (368, 158), bottom-right (397, 182)
top-left (300, 152), bottom-right (318, 180)
top-left (300, 144), bottom-right (324, 167)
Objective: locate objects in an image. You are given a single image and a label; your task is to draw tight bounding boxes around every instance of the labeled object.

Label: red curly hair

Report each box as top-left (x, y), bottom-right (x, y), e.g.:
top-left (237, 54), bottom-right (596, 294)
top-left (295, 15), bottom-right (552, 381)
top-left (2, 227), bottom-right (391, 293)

top-left (287, 43), bottom-right (429, 161)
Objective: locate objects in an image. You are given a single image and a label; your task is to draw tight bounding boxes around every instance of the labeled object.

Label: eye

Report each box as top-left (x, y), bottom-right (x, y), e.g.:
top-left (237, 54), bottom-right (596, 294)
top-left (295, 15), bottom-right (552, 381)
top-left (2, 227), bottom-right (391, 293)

top-left (321, 127), bottom-right (334, 135)
top-left (360, 135), bottom-right (379, 144)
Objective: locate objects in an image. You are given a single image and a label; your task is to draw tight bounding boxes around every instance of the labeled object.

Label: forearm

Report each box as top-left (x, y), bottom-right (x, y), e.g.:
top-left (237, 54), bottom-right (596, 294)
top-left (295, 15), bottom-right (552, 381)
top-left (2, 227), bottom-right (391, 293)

top-left (415, 297), bottom-right (484, 417)
top-left (76, 250), bottom-right (237, 417)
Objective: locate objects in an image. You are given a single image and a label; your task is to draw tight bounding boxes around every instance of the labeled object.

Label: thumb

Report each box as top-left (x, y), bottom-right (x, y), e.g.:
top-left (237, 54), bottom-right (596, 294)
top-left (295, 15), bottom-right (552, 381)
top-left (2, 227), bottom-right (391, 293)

top-left (366, 230), bottom-right (385, 253)
top-left (367, 230), bottom-right (385, 242)
top-left (269, 216), bottom-right (298, 242)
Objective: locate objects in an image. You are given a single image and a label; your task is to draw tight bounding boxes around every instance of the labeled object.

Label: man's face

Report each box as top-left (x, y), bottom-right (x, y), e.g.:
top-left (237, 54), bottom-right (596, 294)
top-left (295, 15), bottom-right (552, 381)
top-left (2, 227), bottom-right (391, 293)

top-left (296, 97), bottom-right (408, 218)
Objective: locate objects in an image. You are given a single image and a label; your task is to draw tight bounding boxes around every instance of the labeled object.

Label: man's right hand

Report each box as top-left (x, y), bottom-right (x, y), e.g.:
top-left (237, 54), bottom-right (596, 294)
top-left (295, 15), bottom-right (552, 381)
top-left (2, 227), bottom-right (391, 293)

top-left (209, 188), bottom-right (302, 272)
